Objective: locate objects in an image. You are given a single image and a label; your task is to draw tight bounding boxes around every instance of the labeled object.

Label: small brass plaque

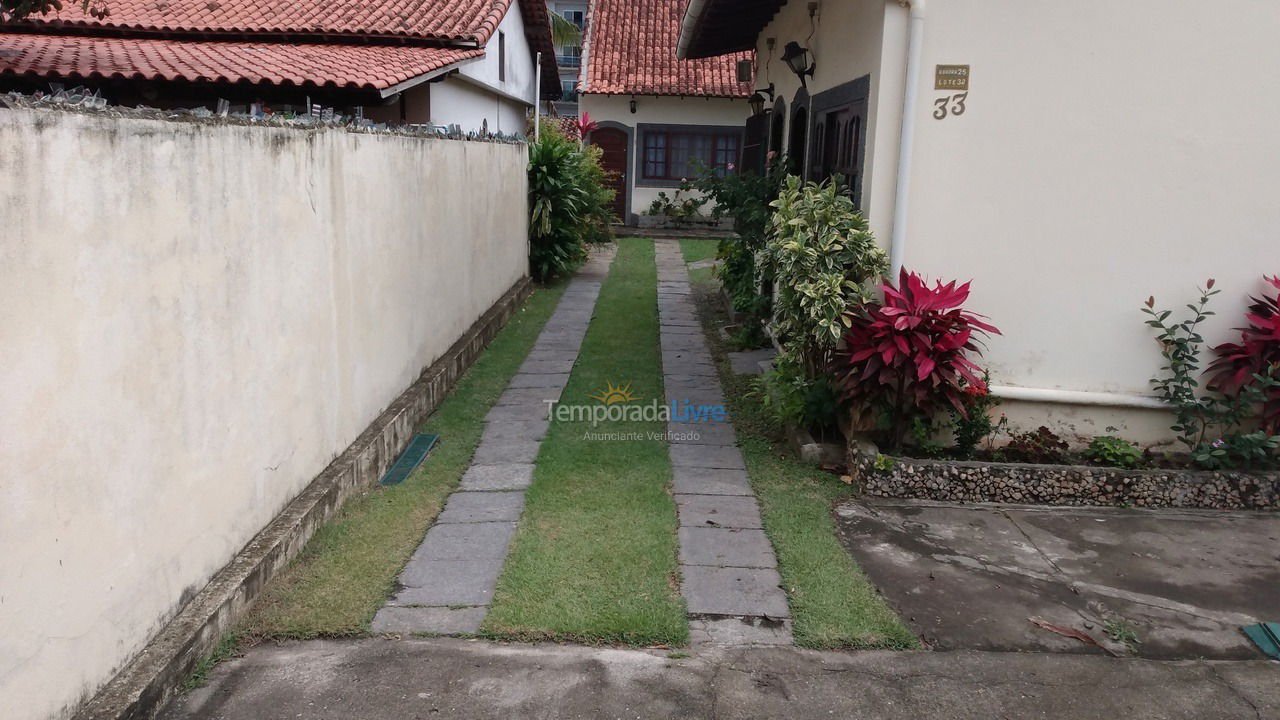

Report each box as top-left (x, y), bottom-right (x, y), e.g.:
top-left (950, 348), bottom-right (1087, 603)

top-left (935, 64), bottom-right (970, 91)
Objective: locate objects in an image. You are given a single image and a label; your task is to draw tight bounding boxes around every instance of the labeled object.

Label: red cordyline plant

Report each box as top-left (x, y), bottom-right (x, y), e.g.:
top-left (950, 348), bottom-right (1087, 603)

top-left (1206, 275), bottom-right (1280, 434)
top-left (836, 268), bottom-right (1000, 451)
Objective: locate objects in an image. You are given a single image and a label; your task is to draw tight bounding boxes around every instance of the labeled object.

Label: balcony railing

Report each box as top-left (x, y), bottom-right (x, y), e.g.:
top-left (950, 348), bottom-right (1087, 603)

top-left (556, 54), bottom-right (582, 68)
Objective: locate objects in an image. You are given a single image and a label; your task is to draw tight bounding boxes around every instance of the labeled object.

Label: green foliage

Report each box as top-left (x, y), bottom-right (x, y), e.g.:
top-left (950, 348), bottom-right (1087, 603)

top-left (685, 157), bottom-right (788, 325)
top-left (527, 122), bottom-right (615, 282)
top-left (1084, 436), bottom-right (1144, 469)
top-left (1143, 283), bottom-right (1280, 469)
top-left (951, 375), bottom-right (998, 459)
top-left (909, 416), bottom-right (947, 459)
top-left (1104, 618), bottom-right (1141, 654)
top-left (753, 354), bottom-right (843, 438)
top-left (873, 454), bottom-right (896, 472)
top-left (646, 189), bottom-right (708, 221)
top-left (759, 175), bottom-right (888, 376)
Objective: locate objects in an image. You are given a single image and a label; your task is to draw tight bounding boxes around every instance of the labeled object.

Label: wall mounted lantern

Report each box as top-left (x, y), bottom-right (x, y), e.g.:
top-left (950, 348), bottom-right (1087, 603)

top-left (748, 84), bottom-right (775, 115)
top-left (782, 41), bottom-right (815, 86)
top-left (629, 96), bottom-right (637, 114)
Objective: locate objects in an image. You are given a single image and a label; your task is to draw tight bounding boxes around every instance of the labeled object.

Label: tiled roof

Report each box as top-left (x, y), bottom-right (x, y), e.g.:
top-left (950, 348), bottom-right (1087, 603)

top-left (0, 32), bottom-right (483, 91)
top-left (582, 0), bottom-right (751, 98)
top-left (5, 0), bottom-right (519, 44)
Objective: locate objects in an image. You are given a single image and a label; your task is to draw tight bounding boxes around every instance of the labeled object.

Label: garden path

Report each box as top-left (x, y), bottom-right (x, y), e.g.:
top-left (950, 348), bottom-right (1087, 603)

top-left (655, 240), bottom-right (793, 645)
top-left (369, 248), bottom-right (615, 635)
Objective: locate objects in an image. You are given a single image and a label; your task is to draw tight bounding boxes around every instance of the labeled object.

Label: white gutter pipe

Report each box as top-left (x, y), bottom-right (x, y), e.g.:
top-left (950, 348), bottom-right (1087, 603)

top-left (676, 0), bottom-right (711, 59)
top-left (990, 386), bottom-right (1167, 410)
top-left (535, 51), bottom-right (542, 140)
top-left (889, 0), bottom-right (926, 279)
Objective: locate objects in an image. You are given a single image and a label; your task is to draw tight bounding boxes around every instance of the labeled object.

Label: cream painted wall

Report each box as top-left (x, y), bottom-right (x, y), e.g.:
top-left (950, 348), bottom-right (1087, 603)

top-left (751, 0), bottom-right (891, 233)
top-left (430, 4), bottom-right (535, 135)
top-left (745, 0), bottom-right (1280, 445)
top-left (878, 0), bottom-right (1280, 443)
top-left (0, 108), bottom-right (528, 720)
top-left (580, 93), bottom-right (751, 220)
top-left (432, 76), bottom-right (530, 136)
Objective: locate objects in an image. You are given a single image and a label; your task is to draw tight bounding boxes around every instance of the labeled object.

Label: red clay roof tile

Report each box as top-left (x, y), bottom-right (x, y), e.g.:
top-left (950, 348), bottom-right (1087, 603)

top-left (0, 32), bottom-right (483, 90)
top-left (8, 0), bottom-right (519, 44)
top-left (582, 0), bottom-right (751, 98)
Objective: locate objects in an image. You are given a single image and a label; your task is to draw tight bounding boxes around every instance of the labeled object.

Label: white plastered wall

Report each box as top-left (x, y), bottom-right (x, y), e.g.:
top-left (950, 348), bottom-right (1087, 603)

top-left (0, 109), bottom-right (528, 720)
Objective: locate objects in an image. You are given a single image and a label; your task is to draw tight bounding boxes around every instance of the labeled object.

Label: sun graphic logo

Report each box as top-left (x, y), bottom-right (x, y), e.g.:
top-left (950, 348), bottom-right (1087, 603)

top-left (588, 381), bottom-right (639, 406)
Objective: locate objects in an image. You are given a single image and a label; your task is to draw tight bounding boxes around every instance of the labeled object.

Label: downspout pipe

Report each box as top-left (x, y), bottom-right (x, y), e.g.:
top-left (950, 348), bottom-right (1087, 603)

top-left (534, 51), bottom-right (542, 141)
top-left (889, 0), bottom-right (926, 279)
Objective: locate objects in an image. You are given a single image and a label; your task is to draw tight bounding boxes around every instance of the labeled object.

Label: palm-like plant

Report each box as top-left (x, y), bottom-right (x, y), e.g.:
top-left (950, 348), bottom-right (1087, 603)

top-left (549, 13), bottom-right (582, 47)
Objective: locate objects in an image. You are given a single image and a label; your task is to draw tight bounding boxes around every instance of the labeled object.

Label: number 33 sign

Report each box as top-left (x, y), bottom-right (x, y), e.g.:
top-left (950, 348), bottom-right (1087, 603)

top-left (933, 92), bottom-right (967, 120)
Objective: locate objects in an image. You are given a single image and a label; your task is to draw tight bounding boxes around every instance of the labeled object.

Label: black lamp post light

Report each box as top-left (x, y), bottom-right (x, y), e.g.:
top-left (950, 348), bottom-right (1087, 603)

top-left (748, 84), bottom-right (774, 115)
top-left (782, 41), bottom-right (815, 86)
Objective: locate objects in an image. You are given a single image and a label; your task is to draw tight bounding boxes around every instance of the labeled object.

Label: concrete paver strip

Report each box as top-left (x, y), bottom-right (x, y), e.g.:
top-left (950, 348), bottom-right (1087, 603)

top-left (369, 248), bottom-right (616, 635)
top-left (656, 240), bottom-right (791, 645)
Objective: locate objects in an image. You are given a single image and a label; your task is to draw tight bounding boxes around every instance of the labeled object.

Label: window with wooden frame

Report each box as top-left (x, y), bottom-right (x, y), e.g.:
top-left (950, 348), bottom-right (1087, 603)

top-left (640, 129), bottom-right (740, 181)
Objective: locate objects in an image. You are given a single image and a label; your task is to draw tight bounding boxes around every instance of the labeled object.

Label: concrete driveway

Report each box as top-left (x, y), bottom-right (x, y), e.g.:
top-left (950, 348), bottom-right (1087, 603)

top-left (163, 637), bottom-right (1277, 720)
top-left (836, 500), bottom-right (1280, 659)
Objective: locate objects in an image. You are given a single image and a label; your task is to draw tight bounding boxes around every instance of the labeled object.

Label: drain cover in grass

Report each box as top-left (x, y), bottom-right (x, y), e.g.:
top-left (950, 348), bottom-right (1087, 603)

top-left (1243, 623), bottom-right (1280, 660)
top-left (380, 433), bottom-right (439, 486)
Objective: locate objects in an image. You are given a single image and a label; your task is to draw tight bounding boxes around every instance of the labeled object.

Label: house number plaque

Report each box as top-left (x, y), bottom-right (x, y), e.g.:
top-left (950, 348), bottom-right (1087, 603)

top-left (933, 64), bottom-right (970, 120)
top-left (934, 65), bottom-right (970, 90)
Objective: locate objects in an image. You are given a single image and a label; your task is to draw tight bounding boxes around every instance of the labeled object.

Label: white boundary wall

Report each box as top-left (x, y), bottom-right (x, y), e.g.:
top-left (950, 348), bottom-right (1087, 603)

top-left (0, 108), bottom-right (528, 720)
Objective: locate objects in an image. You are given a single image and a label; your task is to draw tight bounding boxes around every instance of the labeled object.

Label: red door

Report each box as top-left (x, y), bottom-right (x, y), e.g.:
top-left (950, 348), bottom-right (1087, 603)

top-left (589, 128), bottom-right (628, 221)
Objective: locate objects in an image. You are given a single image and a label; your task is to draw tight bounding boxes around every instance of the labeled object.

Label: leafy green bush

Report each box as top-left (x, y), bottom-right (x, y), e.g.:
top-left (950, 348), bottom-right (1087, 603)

top-left (760, 175), bottom-right (887, 376)
top-left (1142, 281), bottom-right (1280, 469)
top-left (753, 354), bottom-right (844, 440)
top-left (685, 157), bottom-right (788, 327)
top-left (527, 122), bottom-right (615, 281)
top-left (646, 189), bottom-right (708, 222)
top-left (951, 378), bottom-right (999, 459)
top-left (1084, 436), bottom-right (1144, 469)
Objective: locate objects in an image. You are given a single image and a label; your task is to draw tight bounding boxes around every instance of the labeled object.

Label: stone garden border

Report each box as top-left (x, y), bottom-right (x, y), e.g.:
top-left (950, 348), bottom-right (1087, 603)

top-left (848, 448), bottom-right (1280, 511)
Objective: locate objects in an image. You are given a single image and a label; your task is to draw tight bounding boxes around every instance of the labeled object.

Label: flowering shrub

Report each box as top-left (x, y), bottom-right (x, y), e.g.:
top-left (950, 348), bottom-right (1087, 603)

top-left (837, 269), bottom-right (999, 451)
top-left (1206, 275), bottom-right (1280, 434)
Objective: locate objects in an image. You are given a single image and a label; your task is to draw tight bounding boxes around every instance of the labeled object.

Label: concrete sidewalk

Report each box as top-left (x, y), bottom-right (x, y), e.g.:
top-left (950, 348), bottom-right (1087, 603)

top-left (164, 637), bottom-right (1276, 719)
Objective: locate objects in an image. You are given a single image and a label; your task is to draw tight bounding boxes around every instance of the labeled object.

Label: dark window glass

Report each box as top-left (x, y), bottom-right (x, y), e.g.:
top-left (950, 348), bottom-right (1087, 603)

top-left (640, 130), bottom-right (739, 181)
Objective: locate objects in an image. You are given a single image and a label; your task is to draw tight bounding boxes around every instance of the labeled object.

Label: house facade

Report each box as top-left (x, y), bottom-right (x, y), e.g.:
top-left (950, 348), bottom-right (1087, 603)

top-left (579, 0), bottom-right (752, 224)
top-left (0, 0), bottom-right (560, 135)
top-left (681, 0), bottom-right (1280, 446)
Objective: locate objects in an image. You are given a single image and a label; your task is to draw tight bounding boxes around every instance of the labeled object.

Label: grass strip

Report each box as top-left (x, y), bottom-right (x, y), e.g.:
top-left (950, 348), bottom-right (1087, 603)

top-left (238, 283), bottom-right (568, 640)
top-left (680, 239), bottom-right (919, 650)
top-left (679, 237), bottom-right (719, 284)
top-left (483, 238), bottom-right (687, 645)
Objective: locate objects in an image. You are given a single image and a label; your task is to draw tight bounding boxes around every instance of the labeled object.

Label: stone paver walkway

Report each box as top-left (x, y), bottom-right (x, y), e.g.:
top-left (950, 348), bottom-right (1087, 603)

top-left (370, 248), bottom-right (615, 635)
top-left (654, 241), bottom-right (792, 646)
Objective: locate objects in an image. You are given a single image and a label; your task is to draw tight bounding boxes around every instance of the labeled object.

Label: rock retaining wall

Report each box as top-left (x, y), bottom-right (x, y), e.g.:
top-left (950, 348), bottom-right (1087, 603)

top-left (849, 453), bottom-right (1279, 510)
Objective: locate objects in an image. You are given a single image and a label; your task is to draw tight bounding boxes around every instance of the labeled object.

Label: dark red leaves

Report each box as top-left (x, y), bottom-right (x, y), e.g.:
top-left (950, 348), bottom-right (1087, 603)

top-left (837, 268), bottom-right (999, 428)
top-left (1206, 275), bottom-right (1280, 434)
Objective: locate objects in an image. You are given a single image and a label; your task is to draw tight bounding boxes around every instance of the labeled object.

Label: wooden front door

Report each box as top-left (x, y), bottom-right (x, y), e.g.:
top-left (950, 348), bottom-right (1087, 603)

top-left (590, 128), bottom-right (628, 221)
